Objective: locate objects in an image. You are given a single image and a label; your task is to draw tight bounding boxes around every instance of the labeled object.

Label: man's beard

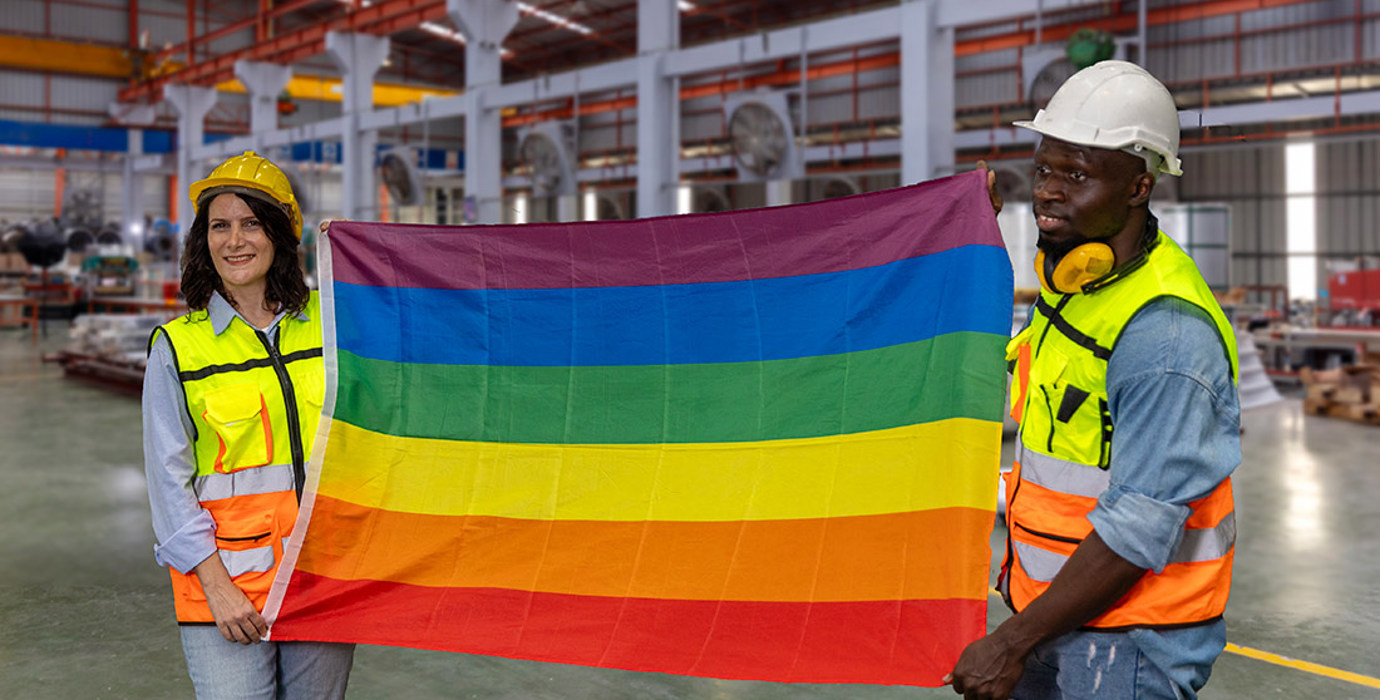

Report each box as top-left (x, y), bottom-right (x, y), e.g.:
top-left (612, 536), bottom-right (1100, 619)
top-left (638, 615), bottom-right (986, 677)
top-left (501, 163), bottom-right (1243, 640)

top-left (1035, 232), bottom-right (1090, 258)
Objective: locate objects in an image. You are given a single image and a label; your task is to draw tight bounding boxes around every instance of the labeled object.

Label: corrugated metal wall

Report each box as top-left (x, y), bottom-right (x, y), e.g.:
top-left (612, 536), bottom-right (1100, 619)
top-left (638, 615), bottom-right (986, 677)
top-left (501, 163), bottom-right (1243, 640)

top-left (953, 0), bottom-right (1380, 111)
top-left (1170, 137), bottom-right (1380, 297)
top-left (0, 169), bottom-right (57, 221)
top-left (48, 1), bottom-right (126, 45)
top-left (0, 167), bottom-right (167, 225)
top-left (1317, 138), bottom-right (1380, 263)
top-left (1179, 146), bottom-right (1289, 293)
top-left (0, 2), bottom-right (47, 35)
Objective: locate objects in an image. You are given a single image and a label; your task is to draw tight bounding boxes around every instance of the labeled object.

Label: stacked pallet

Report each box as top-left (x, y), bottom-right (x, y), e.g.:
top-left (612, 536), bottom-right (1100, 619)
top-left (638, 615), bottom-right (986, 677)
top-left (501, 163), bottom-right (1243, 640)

top-left (1301, 365), bottom-right (1380, 425)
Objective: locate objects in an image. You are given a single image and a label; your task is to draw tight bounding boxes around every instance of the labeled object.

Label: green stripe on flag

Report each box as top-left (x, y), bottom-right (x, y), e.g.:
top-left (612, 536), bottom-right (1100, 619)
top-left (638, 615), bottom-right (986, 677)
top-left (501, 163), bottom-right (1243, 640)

top-left (335, 331), bottom-right (1007, 445)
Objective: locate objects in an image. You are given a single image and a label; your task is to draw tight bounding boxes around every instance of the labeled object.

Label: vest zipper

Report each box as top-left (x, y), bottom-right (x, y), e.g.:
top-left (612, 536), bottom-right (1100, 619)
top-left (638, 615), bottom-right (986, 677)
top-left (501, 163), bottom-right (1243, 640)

top-left (256, 330), bottom-right (306, 501)
top-left (1040, 386), bottom-right (1056, 453)
top-left (998, 472), bottom-right (1021, 609)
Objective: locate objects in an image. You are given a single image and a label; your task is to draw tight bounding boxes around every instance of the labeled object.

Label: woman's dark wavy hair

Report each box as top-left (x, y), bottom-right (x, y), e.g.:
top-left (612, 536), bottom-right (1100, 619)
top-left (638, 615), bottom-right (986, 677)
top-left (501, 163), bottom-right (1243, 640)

top-left (180, 192), bottom-right (308, 316)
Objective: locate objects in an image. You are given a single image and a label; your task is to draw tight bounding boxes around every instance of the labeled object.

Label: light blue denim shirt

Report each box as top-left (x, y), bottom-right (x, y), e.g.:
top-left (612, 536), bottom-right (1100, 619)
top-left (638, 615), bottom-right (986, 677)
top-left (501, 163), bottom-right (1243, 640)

top-left (1089, 295), bottom-right (1242, 695)
top-left (142, 292), bottom-right (300, 574)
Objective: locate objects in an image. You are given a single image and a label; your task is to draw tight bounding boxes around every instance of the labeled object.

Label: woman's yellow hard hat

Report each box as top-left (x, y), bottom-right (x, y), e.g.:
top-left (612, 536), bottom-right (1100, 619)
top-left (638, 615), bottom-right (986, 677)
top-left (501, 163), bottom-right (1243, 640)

top-left (189, 151), bottom-right (303, 238)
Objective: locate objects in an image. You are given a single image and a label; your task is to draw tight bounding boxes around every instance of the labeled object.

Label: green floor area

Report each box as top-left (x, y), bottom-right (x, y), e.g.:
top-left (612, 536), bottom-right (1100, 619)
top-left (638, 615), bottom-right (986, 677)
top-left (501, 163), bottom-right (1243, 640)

top-left (2, 328), bottom-right (1377, 698)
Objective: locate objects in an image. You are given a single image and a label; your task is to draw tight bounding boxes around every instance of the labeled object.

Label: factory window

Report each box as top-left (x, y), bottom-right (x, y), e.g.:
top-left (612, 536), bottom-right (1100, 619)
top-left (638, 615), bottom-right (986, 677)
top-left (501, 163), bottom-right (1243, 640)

top-left (1285, 141), bottom-right (1317, 301)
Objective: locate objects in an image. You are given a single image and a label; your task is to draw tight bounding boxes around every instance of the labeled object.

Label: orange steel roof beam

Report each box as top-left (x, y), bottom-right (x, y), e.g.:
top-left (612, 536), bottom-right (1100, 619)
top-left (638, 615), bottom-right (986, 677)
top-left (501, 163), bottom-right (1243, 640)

top-left (119, 0), bottom-right (446, 102)
top-left (154, 0), bottom-right (322, 63)
top-left (509, 0), bottom-right (1328, 128)
top-left (955, 0), bottom-right (1318, 55)
top-left (126, 0), bottom-right (1325, 126)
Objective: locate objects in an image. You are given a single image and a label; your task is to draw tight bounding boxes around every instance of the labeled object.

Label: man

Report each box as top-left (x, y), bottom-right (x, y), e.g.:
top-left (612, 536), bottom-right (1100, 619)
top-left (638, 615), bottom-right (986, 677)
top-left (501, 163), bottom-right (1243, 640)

top-left (945, 61), bottom-right (1242, 700)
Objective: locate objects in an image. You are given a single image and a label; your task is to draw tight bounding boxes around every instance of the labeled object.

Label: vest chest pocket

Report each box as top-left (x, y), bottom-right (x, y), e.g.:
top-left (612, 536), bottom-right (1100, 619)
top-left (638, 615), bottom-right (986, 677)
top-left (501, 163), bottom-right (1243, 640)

top-left (1036, 353), bottom-right (1110, 467)
top-left (201, 383), bottom-right (274, 473)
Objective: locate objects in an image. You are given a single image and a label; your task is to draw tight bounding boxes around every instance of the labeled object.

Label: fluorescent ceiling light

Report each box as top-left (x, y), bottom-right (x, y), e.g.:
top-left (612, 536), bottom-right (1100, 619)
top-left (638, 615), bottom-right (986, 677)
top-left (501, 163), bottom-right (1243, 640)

top-left (678, 1), bottom-right (697, 10)
top-left (420, 20), bottom-right (515, 57)
top-left (420, 21), bottom-right (467, 44)
top-left (516, 1), bottom-right (595, 36)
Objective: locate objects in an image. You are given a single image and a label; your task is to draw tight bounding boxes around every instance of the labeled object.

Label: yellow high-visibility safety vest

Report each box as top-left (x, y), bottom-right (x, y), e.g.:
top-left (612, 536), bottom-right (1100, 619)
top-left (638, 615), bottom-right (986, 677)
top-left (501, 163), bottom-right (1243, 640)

top-left (151, 292), bottom-right (323, 624)
top-left (1003, 234), bottom-right (1238, 630)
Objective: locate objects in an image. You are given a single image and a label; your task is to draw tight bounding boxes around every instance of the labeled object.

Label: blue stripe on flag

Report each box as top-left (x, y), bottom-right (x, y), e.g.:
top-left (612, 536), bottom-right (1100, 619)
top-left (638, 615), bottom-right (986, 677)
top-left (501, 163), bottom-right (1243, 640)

top-left (335, 244), bottom-right (1012, 367)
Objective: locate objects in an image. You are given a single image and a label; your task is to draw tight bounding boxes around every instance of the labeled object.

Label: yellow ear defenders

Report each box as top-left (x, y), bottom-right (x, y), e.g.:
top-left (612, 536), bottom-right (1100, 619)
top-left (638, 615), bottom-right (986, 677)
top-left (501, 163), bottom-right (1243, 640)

top-left (1035, 241), bottom-right (1117, 294)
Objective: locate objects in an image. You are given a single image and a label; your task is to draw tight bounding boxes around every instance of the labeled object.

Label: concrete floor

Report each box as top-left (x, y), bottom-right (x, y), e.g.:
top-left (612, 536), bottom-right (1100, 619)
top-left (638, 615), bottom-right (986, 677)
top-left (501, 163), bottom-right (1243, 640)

top-left (3, 327), bottom-right (1379, 699)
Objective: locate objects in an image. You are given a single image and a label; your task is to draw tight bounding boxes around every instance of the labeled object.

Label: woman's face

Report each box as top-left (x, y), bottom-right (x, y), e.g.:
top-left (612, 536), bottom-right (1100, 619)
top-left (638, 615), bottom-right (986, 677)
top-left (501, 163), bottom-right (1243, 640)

top-left (206, 193), bottom-right (275, 296)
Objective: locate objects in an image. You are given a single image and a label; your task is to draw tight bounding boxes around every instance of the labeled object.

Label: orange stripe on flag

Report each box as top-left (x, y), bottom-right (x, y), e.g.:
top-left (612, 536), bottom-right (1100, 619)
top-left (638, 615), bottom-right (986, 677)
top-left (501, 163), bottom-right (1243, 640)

top-left (294, 496), bottom-right (994, 603)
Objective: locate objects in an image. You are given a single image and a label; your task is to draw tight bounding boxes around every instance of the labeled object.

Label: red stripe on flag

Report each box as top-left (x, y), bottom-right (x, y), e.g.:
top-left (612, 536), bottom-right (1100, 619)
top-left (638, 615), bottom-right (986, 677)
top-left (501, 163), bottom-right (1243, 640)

top-left (271, 571), bottom-right (985, 686)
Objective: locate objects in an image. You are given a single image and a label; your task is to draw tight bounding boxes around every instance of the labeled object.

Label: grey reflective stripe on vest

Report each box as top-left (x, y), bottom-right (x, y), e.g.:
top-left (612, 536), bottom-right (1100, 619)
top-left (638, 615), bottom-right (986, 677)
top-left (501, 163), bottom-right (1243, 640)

top-left (1015, 441), bottom-right (1111, 499)
top-left (1016, 512), bottom-right (1236, 583)
top-left (194, 463), bottom-right (296, 502)
top-left (1014, 540), bottom-right (1067, 583)
top-left (1170, 512), bottom-right (1236, 564)
top-left (218, 544), bottom-right (275, 577)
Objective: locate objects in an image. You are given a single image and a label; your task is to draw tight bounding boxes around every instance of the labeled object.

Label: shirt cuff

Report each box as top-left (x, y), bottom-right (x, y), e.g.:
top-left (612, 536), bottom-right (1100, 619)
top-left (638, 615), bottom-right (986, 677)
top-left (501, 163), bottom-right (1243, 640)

top-left (152, 510), bottom-right (218, 575)
top-left (1088, 485), bottom-right (1192, 573)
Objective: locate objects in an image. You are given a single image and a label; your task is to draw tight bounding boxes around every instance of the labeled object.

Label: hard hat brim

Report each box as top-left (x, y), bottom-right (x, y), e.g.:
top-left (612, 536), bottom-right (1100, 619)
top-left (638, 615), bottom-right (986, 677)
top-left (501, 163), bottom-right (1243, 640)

top-left (191, 180), bottom-right (303, 240)
top-left (1014, 119), bottom-right (1184, 177)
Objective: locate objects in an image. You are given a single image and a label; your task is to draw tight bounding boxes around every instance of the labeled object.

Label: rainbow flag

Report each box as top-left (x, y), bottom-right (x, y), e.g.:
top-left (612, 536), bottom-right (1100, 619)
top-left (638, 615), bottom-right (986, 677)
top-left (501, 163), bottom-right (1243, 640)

top-left (264, 170), bottom-right (1013, 686)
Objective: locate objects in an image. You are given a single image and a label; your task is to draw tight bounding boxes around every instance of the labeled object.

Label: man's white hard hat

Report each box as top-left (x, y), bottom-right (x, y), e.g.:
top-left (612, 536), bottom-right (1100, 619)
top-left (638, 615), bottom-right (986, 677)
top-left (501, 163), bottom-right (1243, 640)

top-left (1015, 60), bottom-right (1183, 177)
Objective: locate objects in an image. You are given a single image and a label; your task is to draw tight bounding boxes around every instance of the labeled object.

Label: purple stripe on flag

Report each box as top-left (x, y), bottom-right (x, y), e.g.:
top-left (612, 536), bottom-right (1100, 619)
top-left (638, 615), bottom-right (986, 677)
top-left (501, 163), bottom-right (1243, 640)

top-left (328, 170), bottom-right (1002, 291)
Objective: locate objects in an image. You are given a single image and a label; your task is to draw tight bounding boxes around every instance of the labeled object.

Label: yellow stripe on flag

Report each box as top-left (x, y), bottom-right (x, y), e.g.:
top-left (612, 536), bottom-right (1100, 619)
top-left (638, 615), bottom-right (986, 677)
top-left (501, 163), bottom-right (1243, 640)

top-left (317, 418), bottom-right (1002, 521)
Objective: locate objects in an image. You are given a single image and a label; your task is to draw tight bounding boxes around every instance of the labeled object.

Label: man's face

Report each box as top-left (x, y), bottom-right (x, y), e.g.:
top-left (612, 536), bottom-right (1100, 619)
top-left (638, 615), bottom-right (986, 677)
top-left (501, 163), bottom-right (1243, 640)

top-left (1031, 137), bottom-right (1147, 255)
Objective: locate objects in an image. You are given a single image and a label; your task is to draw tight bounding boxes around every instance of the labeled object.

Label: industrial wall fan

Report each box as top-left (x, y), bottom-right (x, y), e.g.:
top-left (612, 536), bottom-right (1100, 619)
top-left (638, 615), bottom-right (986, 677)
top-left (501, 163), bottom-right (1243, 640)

top-left (1022, 30), bottom-right (1128, 110)
top-left (723, 91), bottom-right (802, 182)
top-left (594, 193), bottom-right (626, 220)
top-left (518, 121), bottom-right (576, 197)
top-left (694, 186), bottom-right (731, 213)
top-left (379, 147), bottom-right (423, 207)
top-left (1026, 59), bottom-right (1078, 111)
top-left (992, 165), bottom-right (1033, 204)
top-left (61, 189), bottom-right (103, 230)
top-left (813, 176), bottom-right (860, 200)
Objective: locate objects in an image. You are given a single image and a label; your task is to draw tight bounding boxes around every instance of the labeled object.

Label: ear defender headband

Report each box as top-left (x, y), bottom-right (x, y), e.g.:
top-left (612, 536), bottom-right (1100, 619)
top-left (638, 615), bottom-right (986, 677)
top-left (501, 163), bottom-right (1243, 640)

top-left (1035, 242), bottom-right (1116, 294)
top-left (1035, 215), bottom-right (1161, 295)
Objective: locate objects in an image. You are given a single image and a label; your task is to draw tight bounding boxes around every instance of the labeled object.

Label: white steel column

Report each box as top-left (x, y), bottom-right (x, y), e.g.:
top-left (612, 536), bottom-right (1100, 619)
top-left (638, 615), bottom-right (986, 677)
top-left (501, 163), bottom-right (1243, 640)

top-left (326, 31), bottom-right (389, 220)
top-left (558, 196), bottom-right (578, 222)
top-left (163, 84), bottom-right (217, 239)
top-left (636, 0), bottom-right (679, 218)
top-left (450, 0), bottom-right (518, 224)
top-left (900, 0), bottom-right (955, 184)
top-left (110, 103), bottom-right (157, 246)
top-left (765, 180), bottom-right (793, 207)
top-left (234, 60), bottom-right (293, 152)
top-left (124, 130), bottom-right (145, 247)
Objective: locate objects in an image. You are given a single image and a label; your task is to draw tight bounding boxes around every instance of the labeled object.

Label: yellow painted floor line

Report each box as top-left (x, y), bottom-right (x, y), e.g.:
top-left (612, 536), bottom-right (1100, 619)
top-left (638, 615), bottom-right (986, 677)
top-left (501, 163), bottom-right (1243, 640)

top-left (985, 590), bottom-right (1380, 689)
top-left (1224, 643), bottom-right (1380, 689)
top-left (0, 371), bottom-right (56, 384)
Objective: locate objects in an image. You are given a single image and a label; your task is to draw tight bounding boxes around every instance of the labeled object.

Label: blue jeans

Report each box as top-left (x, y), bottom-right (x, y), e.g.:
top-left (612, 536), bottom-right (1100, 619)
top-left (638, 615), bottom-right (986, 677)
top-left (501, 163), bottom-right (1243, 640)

top-left (180, 626), bottom-right (355, 700)
top-left (1011, 629), bottom-right (1206, 700)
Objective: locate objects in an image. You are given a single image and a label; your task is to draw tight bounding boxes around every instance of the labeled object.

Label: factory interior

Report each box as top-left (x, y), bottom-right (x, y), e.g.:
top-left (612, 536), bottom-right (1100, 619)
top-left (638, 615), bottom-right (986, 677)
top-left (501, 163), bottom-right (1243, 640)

top-left (2, 0), bottom-right (1380, 697)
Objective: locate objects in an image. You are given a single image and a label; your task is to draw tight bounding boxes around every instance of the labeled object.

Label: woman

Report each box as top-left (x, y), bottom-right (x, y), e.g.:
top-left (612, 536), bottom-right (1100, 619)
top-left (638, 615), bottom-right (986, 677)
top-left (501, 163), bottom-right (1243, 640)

top-left (142, 151), bottom-right (354, 698)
